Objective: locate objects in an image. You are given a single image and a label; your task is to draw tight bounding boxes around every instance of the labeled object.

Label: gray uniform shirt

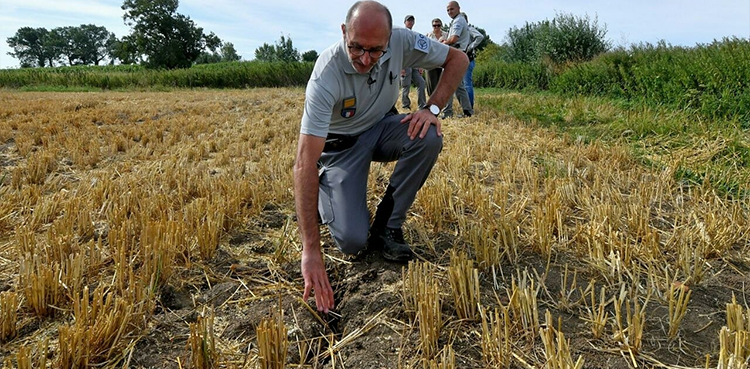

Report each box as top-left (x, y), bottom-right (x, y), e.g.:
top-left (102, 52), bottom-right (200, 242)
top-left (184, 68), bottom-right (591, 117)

top-left (447, 15), bottom-right (470, 52)
top-left (300, 28), bottom-right (450, 137)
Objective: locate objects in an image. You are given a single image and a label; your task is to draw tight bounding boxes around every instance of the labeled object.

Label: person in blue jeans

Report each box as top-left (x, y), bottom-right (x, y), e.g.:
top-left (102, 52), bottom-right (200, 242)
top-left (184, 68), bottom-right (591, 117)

top-left (461, 12), bottom-right (484, 108)
top-left (463, 57), bottom-right (475, 107)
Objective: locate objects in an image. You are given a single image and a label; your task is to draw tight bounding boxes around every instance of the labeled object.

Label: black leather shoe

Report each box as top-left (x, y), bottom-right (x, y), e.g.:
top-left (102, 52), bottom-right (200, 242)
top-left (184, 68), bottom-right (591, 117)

top-left (370, 227), bottom-right (413, 262)
top-left (463, 109), bottom-right (472, 117)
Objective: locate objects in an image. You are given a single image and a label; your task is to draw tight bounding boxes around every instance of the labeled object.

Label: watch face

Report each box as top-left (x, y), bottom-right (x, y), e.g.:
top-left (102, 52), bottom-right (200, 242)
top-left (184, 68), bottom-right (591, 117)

top-left (429, 104), bottom-right (440, 115)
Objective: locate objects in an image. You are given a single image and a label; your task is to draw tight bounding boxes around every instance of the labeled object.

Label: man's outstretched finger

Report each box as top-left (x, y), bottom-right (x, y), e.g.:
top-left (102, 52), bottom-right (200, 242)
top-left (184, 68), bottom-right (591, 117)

top-left (316, 280), bottom-right (333, 312)
top-left (303, 282), bottom-right (312, 302)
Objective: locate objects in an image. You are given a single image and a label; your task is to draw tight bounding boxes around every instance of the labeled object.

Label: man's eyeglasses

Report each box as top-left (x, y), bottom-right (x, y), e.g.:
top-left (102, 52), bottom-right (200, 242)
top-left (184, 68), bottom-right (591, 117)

top-left (432, 24), bottom-right (441, 27)
top-left (347, 45), bottom-right (387, 59)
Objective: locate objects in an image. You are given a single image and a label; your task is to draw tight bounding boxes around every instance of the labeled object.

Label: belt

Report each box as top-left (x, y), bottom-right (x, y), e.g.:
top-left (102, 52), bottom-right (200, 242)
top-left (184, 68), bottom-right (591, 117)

top-left (323, 133), bottom-right (359, 152)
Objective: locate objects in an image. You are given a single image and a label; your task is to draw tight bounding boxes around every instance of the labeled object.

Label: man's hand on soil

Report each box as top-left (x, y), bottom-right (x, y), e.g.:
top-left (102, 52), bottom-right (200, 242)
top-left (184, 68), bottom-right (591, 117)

top-left (301, 248), bottom-right (335, 313)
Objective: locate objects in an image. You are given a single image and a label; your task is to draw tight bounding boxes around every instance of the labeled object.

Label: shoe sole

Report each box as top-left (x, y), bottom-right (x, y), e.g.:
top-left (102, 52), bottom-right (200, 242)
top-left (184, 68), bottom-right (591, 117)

top-left (369, 235), bottom-right (413, 262)
top-left (382, 251), bottom-right (413, 262)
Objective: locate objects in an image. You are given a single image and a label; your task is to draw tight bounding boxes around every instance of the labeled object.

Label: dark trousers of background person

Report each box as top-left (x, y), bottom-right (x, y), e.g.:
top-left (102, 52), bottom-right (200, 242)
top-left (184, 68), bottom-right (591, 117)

top-left (426, 68), bottom-right (442, 97)
top-left (443, 79), bottom-right (473, 117)
top-left (401, 67), bottom-right (426, 110)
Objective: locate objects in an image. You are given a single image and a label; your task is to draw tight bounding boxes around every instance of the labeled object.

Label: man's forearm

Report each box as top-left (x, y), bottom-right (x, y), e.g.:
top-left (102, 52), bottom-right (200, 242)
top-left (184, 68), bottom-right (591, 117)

top-left (294, 134), bottom-right (325, 253)
top-left (426, 48), bottom-right (469, 108)
top-left (294, 164), bottom-right (321, 251)
top-left (444, 35), bottom-right (459, 46)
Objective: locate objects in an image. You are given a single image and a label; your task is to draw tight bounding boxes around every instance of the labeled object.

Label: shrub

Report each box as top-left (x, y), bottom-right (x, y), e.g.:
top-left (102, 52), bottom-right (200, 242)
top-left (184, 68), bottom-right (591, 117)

top-left (504, 12), bottom-right (610, 66)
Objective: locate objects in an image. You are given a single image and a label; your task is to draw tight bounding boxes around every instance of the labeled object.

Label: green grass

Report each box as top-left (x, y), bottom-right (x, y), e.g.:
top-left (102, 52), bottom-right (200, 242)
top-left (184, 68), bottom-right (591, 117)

top-left (479, 88), bottom-right (750, 198)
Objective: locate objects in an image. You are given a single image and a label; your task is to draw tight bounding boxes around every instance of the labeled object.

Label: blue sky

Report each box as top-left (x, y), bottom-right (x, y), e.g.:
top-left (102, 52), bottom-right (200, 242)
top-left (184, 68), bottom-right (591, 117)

top-left (0, 0), bottom-right (748, 68)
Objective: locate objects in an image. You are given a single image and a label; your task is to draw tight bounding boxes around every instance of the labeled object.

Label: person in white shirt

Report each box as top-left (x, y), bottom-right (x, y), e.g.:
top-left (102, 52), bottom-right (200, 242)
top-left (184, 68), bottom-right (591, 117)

top-left (441, 1), bottom-right (473, 117)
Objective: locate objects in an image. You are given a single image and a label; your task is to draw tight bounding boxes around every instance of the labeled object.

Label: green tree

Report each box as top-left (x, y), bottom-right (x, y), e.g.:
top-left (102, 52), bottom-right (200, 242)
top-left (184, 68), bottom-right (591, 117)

top-left (74, 24), bottom-right (116, 65)
top-left (194, 51), bottom-right (222, 64)
top-left (220, 42), bottom-right (241, 62)
top-left (53, 25), bottom-right (116, 65)
top-left (44, 27), bottom-right (70, 66)
top-left (254, 35), bottom-right (299, 62)
top-left (194, 42), bottom-right (241, 64)
top-left (475, 41), bottom-right (509, 63)
top-left (110, 35), bottom-right (140, 64)
top-left (254, 43), bottom-right (276, 62)
top-left (505, 21), bottom-right (547, 63)
top-left (544, 13), bottom-right (609, 64)
top-left (121, 0), bottom-right (221, 68)
top-left (301, 50), bottom-right (318, 62)
top-left (6, 27), bottom-right (51, 67)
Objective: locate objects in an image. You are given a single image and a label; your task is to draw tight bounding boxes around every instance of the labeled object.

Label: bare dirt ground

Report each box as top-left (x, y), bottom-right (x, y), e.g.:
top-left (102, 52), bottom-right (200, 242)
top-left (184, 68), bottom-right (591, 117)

top-left (0, 89), bottom-right (749, 368)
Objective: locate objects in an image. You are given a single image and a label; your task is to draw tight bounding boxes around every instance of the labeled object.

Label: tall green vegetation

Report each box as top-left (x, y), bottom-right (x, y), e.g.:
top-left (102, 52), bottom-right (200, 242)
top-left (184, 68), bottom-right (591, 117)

top-left (0, 62), bottom-right (313, 89)
top-left (473, 11), bottom-right (750, 124)
top-left (473, 12), bottom-right (610, 92)
top-left (551, 38), bottom-right (750, 123)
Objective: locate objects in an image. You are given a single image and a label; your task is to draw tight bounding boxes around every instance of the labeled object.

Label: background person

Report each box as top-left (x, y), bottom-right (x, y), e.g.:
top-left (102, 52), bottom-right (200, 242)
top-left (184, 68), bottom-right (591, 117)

top-left (461, 12), bottom-right (485, 109)
top-left (295, 0), bottom-right (468, 313)
top-left (441, 0), bottom-right (473, 118)
top-left (425, 18), bottom-right (446, 96)
top-left (400, 15), bottom-right (427, 111)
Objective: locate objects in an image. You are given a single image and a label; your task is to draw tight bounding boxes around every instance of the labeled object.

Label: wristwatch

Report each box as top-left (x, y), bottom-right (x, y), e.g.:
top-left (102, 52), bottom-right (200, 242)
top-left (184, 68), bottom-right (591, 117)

top-left (425, 104), bottom-right (440, 116)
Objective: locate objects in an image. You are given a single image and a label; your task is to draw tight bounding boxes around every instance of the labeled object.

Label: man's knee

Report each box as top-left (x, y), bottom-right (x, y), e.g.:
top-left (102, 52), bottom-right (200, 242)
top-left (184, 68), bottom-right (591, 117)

top-left (420, 129), bottom-right (443, 154)
top-left (333, 231), bottom-right (369, 255)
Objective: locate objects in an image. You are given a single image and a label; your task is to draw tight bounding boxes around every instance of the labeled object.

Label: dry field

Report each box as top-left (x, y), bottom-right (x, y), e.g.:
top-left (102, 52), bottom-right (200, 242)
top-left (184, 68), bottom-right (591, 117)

top-left (0, 89), bottom-right (749, 369)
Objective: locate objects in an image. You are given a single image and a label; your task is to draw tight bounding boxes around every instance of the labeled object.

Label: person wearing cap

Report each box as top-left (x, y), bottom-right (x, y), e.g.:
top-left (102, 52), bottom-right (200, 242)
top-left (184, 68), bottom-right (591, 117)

top-left (441, 0), bottom-right (473, 118)
top-left (400, 15), bottom-right (427, 111)
top-left (295, 0), bottom-right (468, 313)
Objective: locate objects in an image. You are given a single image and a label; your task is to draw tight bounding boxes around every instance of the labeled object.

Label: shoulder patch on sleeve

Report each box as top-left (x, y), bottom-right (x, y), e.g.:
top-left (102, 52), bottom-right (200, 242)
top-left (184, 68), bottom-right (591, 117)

top-left (414, 33), bottom-right (429, 53)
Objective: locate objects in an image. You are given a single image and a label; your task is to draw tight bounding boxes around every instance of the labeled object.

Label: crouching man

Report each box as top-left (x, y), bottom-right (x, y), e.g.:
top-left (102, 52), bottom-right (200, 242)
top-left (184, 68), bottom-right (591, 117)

top-left (294, 0), bottom-right (468, 313)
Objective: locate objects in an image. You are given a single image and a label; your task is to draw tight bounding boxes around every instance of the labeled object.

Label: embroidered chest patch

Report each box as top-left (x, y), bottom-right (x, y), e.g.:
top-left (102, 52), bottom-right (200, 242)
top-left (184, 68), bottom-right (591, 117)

top-left (341, 96), bottom-right (356, 118)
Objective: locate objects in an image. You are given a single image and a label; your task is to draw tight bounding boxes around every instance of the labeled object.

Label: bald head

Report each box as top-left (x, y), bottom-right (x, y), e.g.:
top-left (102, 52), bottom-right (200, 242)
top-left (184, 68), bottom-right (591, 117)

top-left (341, 1), bottom-right (393, 74)
top-left (446, 1), bottom-right (460, 19)
top-left (346, 1), bottom-right (393, 31)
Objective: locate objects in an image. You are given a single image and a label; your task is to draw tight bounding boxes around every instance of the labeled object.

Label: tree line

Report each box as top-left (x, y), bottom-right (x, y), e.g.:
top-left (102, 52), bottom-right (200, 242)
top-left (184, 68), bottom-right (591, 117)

top-left (6, 0), bottom-right (240, 69)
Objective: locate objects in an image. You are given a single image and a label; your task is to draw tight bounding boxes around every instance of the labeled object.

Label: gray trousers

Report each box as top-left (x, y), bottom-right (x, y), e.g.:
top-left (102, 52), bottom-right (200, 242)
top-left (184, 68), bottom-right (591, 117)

top-left (401, 68), bottom-right (426, 110)
top-left (444, 80), bottom-right (473, 116)
top-left (317, 113), bottom-right (443, 254)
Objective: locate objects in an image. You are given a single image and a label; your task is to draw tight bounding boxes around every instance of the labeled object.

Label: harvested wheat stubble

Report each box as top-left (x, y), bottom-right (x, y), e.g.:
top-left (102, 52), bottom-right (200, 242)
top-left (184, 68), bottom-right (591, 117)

top-left (0, 90), bottom-right (748, 368)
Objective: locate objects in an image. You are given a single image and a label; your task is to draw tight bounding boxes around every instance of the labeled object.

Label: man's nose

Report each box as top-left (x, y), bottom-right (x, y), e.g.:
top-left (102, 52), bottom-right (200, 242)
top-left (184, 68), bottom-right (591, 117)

top-left (359, 53), bottom-right (372, 65)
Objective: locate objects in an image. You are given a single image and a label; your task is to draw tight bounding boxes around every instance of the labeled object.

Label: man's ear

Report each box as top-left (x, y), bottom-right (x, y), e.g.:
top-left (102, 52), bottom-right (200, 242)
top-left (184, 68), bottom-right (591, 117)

top-left (341, 24), bottom-right (346, 36)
